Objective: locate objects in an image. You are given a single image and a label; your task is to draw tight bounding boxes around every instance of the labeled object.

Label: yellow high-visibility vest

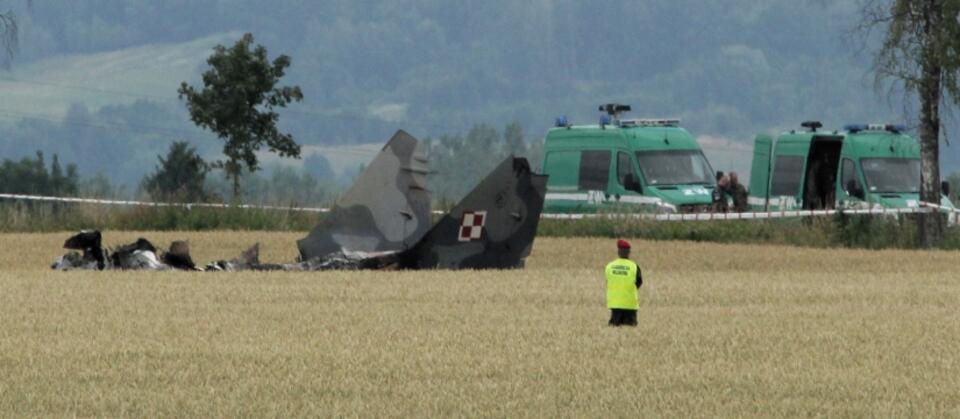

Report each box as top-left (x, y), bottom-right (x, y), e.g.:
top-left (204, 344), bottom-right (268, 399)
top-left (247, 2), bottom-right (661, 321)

top-left (605, 258), bottom-right (639, 310)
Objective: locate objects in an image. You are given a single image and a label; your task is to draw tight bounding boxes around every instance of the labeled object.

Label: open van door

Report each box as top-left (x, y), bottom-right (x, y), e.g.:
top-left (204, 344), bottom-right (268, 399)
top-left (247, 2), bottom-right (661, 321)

top-left (802, 135), bottom-right (843, 210)
top-left (748, 135), bottom-right (773, 211)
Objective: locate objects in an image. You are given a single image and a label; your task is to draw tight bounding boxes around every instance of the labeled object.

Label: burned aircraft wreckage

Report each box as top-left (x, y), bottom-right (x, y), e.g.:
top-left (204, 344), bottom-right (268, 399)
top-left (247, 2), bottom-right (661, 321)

top-left (52, 130), bottom-right (549, 271)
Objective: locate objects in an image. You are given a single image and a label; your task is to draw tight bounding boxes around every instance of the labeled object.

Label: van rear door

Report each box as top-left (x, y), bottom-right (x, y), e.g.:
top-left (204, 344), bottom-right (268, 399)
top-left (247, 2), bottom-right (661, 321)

top-left (802, 136), bottom-right (843, 209)
top-left (543, 149), bottom-right (612, 212)
top-left (748, 135), bottom-right (773, 210)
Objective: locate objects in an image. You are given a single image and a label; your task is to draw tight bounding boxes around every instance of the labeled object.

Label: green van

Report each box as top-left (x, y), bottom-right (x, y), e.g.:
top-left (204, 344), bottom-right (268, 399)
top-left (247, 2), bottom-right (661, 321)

top-left (747, 122), bottom-right (954, 211)
top-left (541, 104), bottom-right (717, 214)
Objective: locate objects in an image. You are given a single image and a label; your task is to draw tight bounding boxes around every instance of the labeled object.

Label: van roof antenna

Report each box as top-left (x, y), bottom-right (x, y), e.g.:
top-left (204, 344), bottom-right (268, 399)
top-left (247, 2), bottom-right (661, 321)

top-left (599, 103), bottom-right (632, 120)
top-left (801, 121), bottom-right (823, 132)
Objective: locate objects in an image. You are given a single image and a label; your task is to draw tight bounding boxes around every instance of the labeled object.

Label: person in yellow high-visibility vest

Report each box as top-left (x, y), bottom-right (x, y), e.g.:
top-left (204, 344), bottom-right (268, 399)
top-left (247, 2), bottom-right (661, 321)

top-left (605, 239), bottom-right (643, 326)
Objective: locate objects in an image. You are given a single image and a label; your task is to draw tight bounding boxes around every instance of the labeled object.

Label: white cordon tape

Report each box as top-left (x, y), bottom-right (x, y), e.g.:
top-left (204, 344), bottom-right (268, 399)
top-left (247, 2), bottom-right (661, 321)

top-left (918, 201), bottom-right (960, 213)
top-left (543, 202), bottom-right (960, 222)
top-left (0, 192), bottom-right (450, 215)
top-left (0, 193), bottom-right (332, 213)
top-left (2, 193), bottom-right (957, 220)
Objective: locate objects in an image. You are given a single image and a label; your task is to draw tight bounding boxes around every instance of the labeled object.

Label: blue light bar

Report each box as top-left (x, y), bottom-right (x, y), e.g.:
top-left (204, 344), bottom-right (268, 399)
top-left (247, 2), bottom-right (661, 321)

top-left (554, 116), bottom-right (569, 128)
top-left (845, 123), bottom-right (907, 134)
top-left (619, 118), bottom-right (681, 128)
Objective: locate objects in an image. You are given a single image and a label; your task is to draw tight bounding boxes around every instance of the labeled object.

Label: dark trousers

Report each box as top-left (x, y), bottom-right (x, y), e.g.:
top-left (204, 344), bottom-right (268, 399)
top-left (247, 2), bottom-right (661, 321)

top-left (608, 309), bottom-right (638, 326)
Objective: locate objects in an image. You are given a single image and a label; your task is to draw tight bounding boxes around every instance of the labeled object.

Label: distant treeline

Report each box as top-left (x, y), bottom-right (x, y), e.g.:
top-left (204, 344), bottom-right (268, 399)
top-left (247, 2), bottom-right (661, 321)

top-left (0, 143), bottom-right (338, 207)
top-left (0, 120), bottom-right (546, 207)
top-left (0, 151), bottom-right (79, 197)
top-left (425, 122), bottom-right (543, 205)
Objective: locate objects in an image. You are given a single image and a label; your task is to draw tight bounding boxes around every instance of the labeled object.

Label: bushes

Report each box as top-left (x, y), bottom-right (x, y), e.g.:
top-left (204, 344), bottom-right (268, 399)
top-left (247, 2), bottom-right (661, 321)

top-left (537, 214), bottom-right (960, 250)
top-left (830, 212), bottom-right (920, 249)
top-left (141, 142), bottom-right (211, 203)
top-left (0, 203), bottom-right (318, 232)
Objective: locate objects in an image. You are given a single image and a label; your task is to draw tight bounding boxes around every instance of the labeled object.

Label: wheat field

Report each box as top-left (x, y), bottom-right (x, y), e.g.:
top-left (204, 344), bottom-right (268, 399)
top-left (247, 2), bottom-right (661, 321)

top-left (0, 232), bottom-right (958, 417)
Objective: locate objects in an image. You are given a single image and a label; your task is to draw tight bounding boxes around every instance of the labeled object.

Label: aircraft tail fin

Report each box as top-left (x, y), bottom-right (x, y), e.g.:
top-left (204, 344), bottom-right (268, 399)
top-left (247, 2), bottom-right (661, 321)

top-left (399, 157), bottom-right (548, 269)
top-left (297, 130), bottom-right (431, 260)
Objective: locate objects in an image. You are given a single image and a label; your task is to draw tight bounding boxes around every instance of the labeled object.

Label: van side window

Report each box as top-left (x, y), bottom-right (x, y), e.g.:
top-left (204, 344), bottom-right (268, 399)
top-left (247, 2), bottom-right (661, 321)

top-left (579, 150), bottom-right (610, 191)
top-left (770, 156), bottom-right (804, 196)
top-left (841, 158), bottom-right (863, 198)
top-left (616, 152), bottom-right (636, 186)
top-left (543, 151), bottom-right (580, 187)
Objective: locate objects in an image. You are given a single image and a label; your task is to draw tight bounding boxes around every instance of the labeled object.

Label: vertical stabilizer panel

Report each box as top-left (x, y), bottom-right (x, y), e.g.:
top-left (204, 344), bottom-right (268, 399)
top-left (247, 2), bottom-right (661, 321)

top-left (297, 130), bottom-right (431, 260)
top-left (400, 157), bottom-right (548, 269)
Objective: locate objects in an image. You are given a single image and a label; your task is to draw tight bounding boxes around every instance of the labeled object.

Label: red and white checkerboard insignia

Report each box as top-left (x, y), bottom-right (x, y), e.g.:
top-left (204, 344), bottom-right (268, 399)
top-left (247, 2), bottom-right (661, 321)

top-left (458, 210), bottom-right (487, 242)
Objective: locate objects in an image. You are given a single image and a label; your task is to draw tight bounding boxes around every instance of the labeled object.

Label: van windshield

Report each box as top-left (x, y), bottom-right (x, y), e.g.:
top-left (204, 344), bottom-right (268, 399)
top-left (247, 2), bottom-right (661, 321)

top-left (635, 150), bottom-right (714, 186)
top-left (861, 158), bottom-right (921, 193)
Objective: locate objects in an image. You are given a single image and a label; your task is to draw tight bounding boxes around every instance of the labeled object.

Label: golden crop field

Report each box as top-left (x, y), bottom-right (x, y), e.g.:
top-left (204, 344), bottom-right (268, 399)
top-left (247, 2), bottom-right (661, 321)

top-left (1, 231), bottom-right (958, 418)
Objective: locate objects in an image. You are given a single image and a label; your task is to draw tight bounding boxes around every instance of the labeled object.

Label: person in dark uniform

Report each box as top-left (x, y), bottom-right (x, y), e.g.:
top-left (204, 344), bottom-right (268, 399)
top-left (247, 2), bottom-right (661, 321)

top-left (605, 239), bottom-right (643, 326)
top-left (805, 154), bottom-right (835, 209)
top-left (818, 164), bottom-right (836, 209)
top-left (712, 175), bottom-right (730, 213)
top-left (728, 172), bottom-right (749, 212)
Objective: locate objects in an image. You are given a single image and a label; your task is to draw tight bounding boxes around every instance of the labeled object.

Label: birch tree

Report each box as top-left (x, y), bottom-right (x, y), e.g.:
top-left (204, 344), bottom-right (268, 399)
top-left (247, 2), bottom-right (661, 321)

top-left (860, 0), bottom-right (960, 246)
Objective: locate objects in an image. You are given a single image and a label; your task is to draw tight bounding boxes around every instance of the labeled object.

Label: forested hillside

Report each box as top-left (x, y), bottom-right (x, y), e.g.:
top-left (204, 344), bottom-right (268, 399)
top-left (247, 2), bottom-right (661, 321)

top-left (1, 0), bottom-right (958, 196)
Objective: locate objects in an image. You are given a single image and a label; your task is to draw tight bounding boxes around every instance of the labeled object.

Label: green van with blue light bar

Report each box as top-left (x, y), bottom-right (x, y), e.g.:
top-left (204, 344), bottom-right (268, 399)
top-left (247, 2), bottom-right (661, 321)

top-left (541, 104), bottom-right (717, 214)
top-left (747, 121), bottom-right (955, 212)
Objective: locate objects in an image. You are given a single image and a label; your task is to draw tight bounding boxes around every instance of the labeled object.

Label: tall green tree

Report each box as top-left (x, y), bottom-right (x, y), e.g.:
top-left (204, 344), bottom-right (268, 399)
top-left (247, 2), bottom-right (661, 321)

top-left (302, 154), bottom-right (335, 181)
top-left (426, 123), bottom-right (512, 203)
top-left (48, 154), bottom-right (79, 196)
top-left (178, 32), bottom-right (304, 198)
top-left (503, 121), bottom-right (527, 155)
top-left (141, 141), bottom-right (210, 202)
top-left (0, 151), bottom-right (78, 195)
top-left (860, 0), bottom-right (960, 246)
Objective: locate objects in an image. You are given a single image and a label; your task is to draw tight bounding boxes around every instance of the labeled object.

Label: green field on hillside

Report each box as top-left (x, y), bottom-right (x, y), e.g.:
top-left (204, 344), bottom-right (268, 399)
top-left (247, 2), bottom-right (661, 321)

top-left (0, 32), bottom-right (239, 119)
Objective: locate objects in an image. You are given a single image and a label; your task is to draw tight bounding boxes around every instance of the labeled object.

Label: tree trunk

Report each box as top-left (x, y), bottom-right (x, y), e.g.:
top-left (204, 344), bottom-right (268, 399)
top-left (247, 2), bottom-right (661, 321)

top-left (917, 0), bottom-right (945, 247)
top-left (232, 172), bottom-right (241, 200)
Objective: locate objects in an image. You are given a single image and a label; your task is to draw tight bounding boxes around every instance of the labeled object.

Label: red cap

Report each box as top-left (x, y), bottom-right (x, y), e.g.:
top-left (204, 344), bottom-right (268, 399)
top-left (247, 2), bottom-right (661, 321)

top-left (616, 239), bottom-right (631, 250)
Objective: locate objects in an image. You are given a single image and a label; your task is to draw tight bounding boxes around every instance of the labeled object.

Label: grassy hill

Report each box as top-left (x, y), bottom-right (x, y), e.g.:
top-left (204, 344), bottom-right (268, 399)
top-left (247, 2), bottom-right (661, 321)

top-left (0, 32), bottom-right (241, 119)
